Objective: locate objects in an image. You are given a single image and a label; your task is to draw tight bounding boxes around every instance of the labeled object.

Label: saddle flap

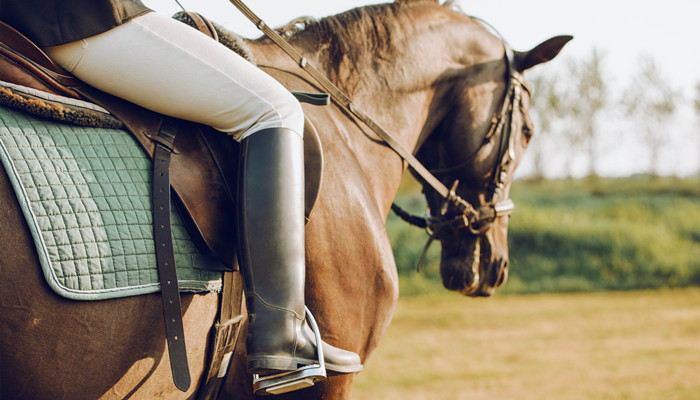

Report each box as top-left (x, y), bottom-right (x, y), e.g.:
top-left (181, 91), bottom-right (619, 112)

top-left (197, 115), bottom-right (324, 224)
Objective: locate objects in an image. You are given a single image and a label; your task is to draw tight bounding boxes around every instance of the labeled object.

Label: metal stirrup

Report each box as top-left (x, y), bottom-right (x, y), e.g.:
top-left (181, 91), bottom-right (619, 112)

top-left (252, 307), bottom-right (327, 395)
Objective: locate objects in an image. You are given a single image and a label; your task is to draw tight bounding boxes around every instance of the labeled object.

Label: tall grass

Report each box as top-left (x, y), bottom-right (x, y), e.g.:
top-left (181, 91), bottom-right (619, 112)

top-left (388, 176), bottom-right (700, 295)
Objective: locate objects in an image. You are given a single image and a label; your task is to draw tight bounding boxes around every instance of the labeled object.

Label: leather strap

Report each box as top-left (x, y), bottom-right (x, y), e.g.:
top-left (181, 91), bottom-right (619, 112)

top-left (152, 118), bottom-right (191, 392)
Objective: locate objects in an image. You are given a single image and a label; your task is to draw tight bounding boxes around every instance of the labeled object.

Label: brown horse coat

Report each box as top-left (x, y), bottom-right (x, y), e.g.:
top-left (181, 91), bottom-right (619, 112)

top-left (0, 1), bottom-right (570, 398)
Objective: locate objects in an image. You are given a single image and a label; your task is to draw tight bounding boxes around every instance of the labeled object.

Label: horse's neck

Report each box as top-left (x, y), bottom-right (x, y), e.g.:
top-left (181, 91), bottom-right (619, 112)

top-left (250, 40), bottom-right (434, 124)
top-left (246, 9), bottom-right (493, 213)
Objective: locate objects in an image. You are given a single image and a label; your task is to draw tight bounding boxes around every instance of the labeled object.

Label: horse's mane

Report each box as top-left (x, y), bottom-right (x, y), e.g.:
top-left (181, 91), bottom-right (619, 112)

top-left (264, 0), bottom-right (461, 93)
top-left (276, 1), bottom-right (458, 37)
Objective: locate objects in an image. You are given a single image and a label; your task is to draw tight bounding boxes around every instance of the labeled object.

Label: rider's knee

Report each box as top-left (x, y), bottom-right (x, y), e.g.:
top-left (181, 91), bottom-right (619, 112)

top-left (239, 90), bottom-right (304, 141)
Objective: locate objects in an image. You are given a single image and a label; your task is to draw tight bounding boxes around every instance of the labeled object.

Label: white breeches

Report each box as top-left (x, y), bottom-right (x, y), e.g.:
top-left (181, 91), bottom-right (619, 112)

top-left (44, 11), bottom-right (304, 140)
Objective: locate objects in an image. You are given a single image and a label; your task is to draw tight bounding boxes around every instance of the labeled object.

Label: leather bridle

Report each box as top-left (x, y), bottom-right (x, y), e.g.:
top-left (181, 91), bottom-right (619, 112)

top-left (421, 45), bottom-right (527, 240)
top-left (401, 42), bottom-right (528, 270)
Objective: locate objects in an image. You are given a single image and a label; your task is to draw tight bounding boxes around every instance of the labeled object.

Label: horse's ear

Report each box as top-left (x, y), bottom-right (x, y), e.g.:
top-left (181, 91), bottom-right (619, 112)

top-left (514, 35), bottom-right (573, 72)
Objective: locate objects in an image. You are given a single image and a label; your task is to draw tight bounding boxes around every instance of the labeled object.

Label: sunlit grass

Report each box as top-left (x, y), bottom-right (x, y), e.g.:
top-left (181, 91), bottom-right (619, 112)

top-left (506, 178), bottom-right (700, 292)
top-left (352, 289), bottom-right (700, 400)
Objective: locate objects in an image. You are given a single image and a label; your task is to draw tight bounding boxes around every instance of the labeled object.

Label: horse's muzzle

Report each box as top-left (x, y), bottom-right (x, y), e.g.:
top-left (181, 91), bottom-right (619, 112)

top-left (443, 250), bottom-right (509, 297)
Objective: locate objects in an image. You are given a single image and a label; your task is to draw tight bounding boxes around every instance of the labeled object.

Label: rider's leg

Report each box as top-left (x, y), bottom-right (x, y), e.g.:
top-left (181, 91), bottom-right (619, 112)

top-left (44, 11), bottom-right (300, 139)
top-left (237, 127), bottom-right (361, 374)
top-left (44, 11), bottom-right (361, 375)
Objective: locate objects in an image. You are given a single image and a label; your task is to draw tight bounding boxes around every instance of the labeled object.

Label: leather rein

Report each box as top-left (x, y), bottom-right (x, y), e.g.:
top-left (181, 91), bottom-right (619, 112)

top-left (229, 0), bottom-right (518, 241)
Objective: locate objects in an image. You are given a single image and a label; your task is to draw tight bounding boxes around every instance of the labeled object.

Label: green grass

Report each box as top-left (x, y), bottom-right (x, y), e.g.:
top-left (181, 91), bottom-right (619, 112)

top-left (352, 288), bottom-right (700, 400)
top-left (388, 176), bottom-right (700, 295)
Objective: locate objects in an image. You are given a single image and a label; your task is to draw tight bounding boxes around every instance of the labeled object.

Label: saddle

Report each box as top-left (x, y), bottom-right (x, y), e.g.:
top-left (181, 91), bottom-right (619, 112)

top-left (0, 21), bottom-right (324, 264)
top-left (0, 18), bottom-right (324, 398)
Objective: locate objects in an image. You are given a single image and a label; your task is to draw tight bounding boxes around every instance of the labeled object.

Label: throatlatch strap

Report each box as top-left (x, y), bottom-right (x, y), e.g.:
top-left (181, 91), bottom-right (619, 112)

top-left (152, 118), bottom-right (191, 392)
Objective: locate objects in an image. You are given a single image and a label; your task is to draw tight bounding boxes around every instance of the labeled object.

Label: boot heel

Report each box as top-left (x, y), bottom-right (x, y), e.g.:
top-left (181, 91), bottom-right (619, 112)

top-left (253, 307), bottom-right (327, 395)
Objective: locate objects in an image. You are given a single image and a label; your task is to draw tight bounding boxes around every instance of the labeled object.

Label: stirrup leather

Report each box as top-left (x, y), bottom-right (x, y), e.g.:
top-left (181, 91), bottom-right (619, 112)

top-left (252, 307), bottom-right (327, 395)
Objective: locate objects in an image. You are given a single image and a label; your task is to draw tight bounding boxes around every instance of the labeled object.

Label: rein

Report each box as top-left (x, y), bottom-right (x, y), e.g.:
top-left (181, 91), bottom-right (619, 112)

top-left (229, 1), bottom-right (517, 263)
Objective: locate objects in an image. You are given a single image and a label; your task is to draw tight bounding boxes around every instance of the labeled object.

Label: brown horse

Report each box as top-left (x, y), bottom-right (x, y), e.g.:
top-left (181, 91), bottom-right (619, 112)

top-left (0, 1), bottom-right (570, 399)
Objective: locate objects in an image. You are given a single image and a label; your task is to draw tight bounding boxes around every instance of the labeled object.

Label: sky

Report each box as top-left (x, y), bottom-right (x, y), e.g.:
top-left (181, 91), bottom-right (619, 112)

top-left (145, 0), bottom-right (700, 93)
top-left (145, 0), bottom-right (700, 177)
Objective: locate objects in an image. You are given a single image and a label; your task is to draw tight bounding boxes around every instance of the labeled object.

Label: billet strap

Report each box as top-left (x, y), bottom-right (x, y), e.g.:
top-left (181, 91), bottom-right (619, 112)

top-left (152, 118), bottom-right (191, 392)
top-left (228, 0), bottom-right (452, 200)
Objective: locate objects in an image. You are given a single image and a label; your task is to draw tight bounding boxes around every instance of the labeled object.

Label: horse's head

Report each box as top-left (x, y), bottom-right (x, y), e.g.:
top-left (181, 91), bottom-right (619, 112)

top-left (415, 22), bottom-right (572, 296)
top-left (270, 2), bottom-right (570, 297)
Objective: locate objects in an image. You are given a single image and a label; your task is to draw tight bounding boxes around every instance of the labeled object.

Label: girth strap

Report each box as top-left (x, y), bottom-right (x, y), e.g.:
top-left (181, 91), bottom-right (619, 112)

top-left (152, 118), bottom-right (191, 392)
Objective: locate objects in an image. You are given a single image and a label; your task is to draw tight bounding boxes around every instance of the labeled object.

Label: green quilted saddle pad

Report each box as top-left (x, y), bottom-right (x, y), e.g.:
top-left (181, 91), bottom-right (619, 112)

top-left (0, 105), bottom-right (223, 300)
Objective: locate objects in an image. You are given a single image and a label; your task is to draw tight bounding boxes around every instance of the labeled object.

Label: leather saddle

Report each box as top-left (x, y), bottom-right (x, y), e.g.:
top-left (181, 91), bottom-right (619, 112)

top-left (0, 20), bottom-right (324, 268)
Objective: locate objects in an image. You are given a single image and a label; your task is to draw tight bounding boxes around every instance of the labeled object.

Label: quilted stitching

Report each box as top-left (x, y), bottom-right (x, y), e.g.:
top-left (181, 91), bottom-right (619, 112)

top-left (0, 105), bottom-right (222, 300)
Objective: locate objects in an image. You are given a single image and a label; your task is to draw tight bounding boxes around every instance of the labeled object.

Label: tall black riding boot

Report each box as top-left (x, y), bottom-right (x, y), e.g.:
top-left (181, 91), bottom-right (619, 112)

top-left (237, 127), bottom-right (362, 376)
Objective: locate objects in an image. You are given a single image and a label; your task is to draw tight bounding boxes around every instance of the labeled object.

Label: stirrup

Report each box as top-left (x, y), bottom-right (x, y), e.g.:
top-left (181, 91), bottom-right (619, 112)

top-left (252, 307), bottom-right (327, 395)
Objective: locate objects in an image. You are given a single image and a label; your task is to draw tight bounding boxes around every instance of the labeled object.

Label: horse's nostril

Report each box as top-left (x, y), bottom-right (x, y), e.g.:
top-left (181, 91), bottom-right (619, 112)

top-left (487, 258), bottom-right (508, 287)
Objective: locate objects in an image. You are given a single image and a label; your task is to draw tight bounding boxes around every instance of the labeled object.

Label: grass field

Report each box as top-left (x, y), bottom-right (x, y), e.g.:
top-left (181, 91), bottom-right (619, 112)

top-left (389, 176), bottom-right (700, 294)
top-left (352, 289), bottom-right (700, 400)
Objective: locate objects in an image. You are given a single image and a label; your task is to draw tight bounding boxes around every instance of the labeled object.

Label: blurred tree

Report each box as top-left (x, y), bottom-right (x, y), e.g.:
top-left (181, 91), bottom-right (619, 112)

top-left (623, 56), bottom-right (679, 176)
top-left (695, 82), bottom-right (700, 175)
top-left (528, 72), bottom-right (565, 180)
top-left (560, 49), bottom-right (608, 177)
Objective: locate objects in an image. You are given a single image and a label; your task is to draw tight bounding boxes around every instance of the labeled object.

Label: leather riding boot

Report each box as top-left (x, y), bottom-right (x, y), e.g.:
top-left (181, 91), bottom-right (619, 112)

top-left (236, 127), bottom-right (362, 375)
